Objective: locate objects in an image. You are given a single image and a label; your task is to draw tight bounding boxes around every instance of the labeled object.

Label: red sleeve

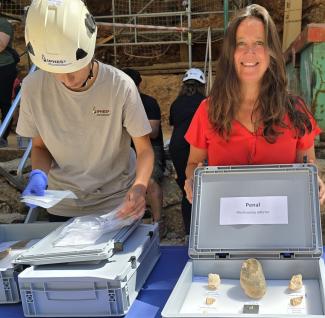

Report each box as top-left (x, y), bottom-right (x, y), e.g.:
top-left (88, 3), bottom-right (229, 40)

top-left (297, 117), bottom-right (321, 150)
top-left (185, 99), bottom-right (209, 149)
top-left (295, 98), bottom-right (322, 150)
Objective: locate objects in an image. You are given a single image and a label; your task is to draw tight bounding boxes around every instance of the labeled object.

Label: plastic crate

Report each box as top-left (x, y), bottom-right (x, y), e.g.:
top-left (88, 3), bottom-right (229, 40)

top-left (0, 223), bottom-right (62, 303)
top-left (162, 164), bottom-right (325, 317)
top-left (18, 223), bottom-right (160, 316)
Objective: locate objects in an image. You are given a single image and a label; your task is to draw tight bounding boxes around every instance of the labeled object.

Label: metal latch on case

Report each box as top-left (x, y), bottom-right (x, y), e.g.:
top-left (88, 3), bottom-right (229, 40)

top-left (129, 256), bottom-right (137, 269)
top-left (215, 253), bottom-right (229, 259)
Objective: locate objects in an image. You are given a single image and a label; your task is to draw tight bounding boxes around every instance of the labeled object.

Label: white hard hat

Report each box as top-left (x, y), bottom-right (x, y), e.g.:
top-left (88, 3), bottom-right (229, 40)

top-left (25, 0), bottom-right (97, 73)
top-left (183, 68), bottom-right (206, 84)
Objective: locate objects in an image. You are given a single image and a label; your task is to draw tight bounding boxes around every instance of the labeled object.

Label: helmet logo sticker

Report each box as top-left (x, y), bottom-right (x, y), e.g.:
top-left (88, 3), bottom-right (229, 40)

top-left (41, 54), bottom-right (70, 66)
top-left (85, 14), bottom-right (97, 35)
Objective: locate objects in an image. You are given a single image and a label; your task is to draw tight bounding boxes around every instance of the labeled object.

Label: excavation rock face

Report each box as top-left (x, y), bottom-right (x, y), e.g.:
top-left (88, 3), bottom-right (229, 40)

top-left (240, 258), bottom-right (267, 299)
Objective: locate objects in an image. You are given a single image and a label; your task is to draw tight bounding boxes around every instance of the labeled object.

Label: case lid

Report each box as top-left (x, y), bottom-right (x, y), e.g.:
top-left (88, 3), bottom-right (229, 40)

top-left (189, 164), bottom-right (322, 259)
top-left (14, 220), bottom-right (140, 265)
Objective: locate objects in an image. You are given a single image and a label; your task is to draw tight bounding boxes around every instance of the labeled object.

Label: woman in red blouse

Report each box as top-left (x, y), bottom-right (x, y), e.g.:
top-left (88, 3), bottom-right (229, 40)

top-left (184, 4), bottom-right (325, 204)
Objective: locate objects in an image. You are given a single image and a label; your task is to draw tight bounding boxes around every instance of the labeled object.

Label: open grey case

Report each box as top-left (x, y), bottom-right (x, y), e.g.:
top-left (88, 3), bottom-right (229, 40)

top-left (163, 164), bottom-right (325, 317)
top-left (189, 164), bottom-right (322, 259)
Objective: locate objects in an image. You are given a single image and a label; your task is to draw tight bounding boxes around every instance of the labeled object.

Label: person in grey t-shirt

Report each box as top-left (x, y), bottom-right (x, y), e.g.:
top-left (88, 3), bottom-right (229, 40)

top-left (17, 0), bottom-right (154, 221)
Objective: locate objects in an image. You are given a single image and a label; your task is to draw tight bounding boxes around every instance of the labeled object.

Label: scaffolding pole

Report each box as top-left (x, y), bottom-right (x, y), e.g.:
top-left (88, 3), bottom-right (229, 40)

top-left (187, 0), bottom-right (192, 68)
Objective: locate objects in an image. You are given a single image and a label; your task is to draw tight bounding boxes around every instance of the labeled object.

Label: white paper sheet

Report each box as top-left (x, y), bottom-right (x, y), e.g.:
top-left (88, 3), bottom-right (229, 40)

top-left (220, 196), bottom-right (288, 225)
top-left (21, 190), bottom-right (77, 208)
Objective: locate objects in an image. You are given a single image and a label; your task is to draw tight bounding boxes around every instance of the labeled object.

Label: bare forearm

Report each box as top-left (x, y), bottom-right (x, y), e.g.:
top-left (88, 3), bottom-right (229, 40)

top-left (185, 146), bottom-right (207, 180)
top-left (31, 146), bottom-right (53, 174)
top-left (149, 130), bottom-right (158, 139)
top-left (148, 120), bottom-right (160, 139)
top-left (133, 147), bottom-right (154, 188)
top-left (0, 32), bottom-right (10, 52)
top-left (185, 163), bottom-right (198, 180)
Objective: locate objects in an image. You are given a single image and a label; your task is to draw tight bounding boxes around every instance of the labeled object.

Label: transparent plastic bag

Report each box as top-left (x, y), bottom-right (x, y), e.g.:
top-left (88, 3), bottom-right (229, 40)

top-left (53, 205), bottom-right (135, 247)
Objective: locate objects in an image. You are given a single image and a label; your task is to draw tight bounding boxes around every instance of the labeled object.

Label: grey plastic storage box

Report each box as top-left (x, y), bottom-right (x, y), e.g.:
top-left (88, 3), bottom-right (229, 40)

top-left (162, 164), bottom-right (325, 317)
top-left (14, 219), bottom-right (141, 265)
top-left (18, 223), bottom-right (160, 317)
top-left (0, 223), bottom-right (62, 304)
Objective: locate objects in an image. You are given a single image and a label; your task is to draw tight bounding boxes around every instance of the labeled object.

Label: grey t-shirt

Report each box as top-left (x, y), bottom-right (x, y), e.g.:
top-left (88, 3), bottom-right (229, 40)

top-left (17, 62), bottom-right (151, 216)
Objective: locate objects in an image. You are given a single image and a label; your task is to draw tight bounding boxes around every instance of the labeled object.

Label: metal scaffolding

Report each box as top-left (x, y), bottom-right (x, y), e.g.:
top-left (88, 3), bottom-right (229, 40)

top-left (95, 0), bottom-right (247, 67)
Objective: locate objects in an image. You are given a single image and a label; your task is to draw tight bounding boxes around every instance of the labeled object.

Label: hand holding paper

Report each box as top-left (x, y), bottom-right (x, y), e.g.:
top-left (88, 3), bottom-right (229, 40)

top-left (21, 190), bottom-right (77, 209)
top-left (22, 169), bottom-right (48, 208)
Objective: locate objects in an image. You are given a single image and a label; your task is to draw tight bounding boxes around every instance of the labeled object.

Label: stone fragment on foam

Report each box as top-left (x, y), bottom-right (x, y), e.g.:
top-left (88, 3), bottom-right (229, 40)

top-left (289, 274), bottom-right (303, 291)
top-left (240, 258), bottom-right (267, 299)
top-left (208, 273), bottom-right (220, 290)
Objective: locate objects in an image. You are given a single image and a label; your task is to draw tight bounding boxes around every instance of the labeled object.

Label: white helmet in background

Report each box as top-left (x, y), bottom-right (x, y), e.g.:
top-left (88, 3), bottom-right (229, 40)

top-left (183, 68), bottom-right (206, 84)
top-left (25, 0), bottom-right (97, 73)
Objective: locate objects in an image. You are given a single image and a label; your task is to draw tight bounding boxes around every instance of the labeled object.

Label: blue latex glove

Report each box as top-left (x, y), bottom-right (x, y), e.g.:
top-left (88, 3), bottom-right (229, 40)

top-left (22, 169), bottom-right (48, 208)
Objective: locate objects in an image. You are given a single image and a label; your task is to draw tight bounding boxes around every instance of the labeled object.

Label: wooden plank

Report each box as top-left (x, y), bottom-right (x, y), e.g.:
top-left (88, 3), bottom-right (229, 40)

top-left (130, 61), bottom-right (209, 75)
top-left (179, 44), bottom-right (189, 62)
top-left (282, 0), bottom-right (302, 52)
top-left (134, 61), bottom-right (205, 71)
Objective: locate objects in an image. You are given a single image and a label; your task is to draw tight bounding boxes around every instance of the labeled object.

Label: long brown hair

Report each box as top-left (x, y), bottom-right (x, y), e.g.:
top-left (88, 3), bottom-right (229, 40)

top-left (209, 4), bottom-right (312, 143)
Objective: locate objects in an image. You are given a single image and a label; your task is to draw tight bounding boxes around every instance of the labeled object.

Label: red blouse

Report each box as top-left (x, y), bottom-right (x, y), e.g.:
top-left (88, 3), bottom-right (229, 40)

top-left (185, 99), bottom-right (321, 165)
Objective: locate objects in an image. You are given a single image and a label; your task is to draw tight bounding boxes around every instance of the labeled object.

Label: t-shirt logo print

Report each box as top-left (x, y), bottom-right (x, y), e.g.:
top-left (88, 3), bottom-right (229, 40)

top-left (92, 106), bottom-right (110, 116)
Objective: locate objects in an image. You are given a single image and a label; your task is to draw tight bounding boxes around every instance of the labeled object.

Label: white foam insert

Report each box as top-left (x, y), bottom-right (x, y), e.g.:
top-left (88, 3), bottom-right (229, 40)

top-left (180, 277), bottom-right (322, 315)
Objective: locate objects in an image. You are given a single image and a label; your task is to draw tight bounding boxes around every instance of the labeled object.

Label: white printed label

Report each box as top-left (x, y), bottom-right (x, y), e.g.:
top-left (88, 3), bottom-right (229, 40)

top-left (287, 286), bottom-right (306, 314)
top-left (220, 196), bottom-right (288, 225)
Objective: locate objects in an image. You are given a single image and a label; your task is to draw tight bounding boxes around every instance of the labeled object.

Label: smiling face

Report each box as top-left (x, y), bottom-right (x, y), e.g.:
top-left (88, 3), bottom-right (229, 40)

top-left (234, 17), bottom-right (270, 87)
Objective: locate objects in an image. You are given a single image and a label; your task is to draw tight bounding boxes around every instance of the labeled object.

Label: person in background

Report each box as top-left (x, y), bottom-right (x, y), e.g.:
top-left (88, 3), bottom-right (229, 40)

top-left (169, 68), bottom-right (205, 235)
top-left (184, 4), bottom-right (325, 204)
top-left (17, 0), bottom-right (153, 221)
top-left (0, 3), bottom-right (18, 147)
top-left (122, 68), bottom-right (165, 229)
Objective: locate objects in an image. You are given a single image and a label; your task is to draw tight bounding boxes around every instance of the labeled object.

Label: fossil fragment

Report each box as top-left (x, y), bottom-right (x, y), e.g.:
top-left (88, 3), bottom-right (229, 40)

top-left (289, 274), bottom-right (303, 291)
top-left (290, 296), bottom-right (303, 306)
top-left (206, 296), bottom-right (216, 305)
top-left (208, 273), bottom-right (220, 290)
top-left (240, 258), bottom-right (267, 299)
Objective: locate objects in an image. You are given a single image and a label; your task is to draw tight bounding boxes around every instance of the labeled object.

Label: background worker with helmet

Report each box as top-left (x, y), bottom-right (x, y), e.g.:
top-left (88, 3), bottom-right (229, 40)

top-left (169, 68), bottom-right (206, 235)
top-left (17, 0), bottom-right (154, 221)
